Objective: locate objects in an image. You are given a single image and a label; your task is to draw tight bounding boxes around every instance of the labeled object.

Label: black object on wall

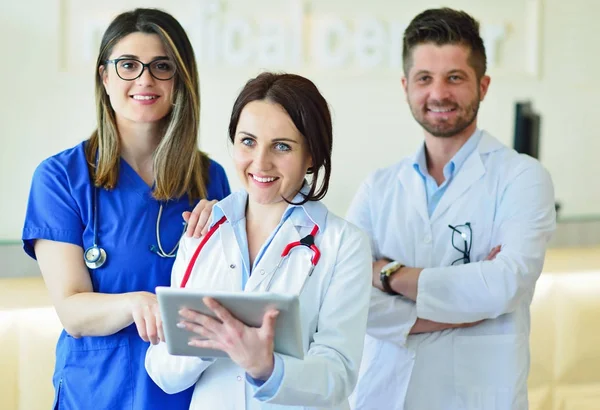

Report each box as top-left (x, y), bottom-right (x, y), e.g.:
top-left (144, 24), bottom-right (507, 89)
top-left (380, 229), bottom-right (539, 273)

top-left (513, 101), bottom-right (541, 159)
top-left (513, 102), bottom-right (561, 217)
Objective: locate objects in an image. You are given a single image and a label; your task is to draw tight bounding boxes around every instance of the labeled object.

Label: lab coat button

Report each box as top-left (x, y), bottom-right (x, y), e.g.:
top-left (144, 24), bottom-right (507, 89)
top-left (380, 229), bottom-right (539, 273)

top-left (424, 235), bottom-right (432, 244)
top-left (230, 264), bottom-right (236, 269)
top-left (237, 375), bottom-right (242, 381)
top-left (260, 269), bottom-right (265, 275)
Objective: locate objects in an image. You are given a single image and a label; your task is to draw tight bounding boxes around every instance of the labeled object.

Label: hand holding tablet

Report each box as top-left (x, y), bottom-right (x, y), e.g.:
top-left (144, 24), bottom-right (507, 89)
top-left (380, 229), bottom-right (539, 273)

top-left (156, 287), bottom-right (304, 360)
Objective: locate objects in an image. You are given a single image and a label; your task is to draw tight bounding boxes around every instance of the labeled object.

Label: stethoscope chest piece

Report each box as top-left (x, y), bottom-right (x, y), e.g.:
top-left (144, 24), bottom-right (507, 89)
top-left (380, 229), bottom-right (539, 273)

top-left (84, 245), bottom-right (107, 269)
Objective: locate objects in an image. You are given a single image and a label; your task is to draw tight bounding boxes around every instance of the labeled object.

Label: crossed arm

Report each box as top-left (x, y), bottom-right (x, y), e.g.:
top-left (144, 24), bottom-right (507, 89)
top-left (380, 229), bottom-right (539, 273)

top-left (369, 247), bottom-right (500, 335)
top-left (348, 162), bottom-right (555, 344)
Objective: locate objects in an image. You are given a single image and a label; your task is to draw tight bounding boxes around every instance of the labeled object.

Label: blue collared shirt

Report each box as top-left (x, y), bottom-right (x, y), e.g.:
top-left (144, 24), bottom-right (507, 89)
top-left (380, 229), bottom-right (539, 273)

top-left (208, 186), bottom-right (320, 400)
top-left (413, 129), bottom-right (482, 216)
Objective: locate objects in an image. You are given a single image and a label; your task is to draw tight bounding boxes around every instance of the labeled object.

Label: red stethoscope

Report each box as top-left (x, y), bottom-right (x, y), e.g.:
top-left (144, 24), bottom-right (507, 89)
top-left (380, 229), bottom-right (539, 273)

top-left (180, 216), bottom-right (321, 288)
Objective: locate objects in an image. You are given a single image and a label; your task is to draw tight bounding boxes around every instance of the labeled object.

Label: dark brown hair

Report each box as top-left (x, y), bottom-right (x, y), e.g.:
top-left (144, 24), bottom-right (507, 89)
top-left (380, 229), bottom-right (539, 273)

top-left (403, 8), bottom-right (487, 79)
top-left (87, 8), bottom-right (209, 201)
top-left (228, 73), bottom-right (333, 204)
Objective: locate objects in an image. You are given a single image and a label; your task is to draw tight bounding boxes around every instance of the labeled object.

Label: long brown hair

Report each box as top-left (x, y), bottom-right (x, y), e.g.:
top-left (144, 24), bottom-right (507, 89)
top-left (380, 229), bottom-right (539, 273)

top-left (86, 8), bottom-right (208, 201)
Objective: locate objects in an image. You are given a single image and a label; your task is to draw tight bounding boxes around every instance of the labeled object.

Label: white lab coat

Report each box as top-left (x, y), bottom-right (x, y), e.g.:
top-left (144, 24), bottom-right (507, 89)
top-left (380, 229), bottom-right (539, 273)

top-left (146, 193), bottom-right (372, 410)
top-left (347, 131), bottom-right (556, 410)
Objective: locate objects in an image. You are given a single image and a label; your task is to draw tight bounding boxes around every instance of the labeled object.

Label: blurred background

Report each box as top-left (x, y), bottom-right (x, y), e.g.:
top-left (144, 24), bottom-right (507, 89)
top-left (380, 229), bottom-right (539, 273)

top-left (1, 0), bottom-right (600, 243)
top-left (1, 0), bottom-right (599, 409)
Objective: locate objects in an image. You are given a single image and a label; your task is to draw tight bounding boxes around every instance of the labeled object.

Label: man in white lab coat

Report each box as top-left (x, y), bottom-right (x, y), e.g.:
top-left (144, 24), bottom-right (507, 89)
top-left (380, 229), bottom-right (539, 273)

top-left (347, 8), bottom-right (556, 410)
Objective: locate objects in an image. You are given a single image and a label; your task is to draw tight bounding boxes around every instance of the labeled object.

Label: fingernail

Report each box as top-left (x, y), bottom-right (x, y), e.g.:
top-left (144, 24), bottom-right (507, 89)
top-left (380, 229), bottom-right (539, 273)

top-left (176, 322), bottom-right (186, 329)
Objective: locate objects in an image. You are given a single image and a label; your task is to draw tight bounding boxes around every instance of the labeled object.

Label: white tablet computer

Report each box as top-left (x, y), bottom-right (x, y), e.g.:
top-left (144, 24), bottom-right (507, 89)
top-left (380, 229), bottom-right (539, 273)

top-left (156, 287), bottom-right (304, 359)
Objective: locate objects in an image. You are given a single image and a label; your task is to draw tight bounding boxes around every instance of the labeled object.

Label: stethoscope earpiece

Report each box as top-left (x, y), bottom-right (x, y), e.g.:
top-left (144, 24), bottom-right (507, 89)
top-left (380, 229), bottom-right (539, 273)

top-left (84, 245), bottom-right (107, 269)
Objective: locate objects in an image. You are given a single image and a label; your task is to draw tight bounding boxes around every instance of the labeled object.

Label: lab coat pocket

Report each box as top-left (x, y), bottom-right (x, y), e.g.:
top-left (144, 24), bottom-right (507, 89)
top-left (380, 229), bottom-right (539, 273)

top-left (60, 336), bottom-right (133, 410)
top-left (468, 220), bottom-right (494, 263)
top-left (453, 334), bottom-right (527, 410)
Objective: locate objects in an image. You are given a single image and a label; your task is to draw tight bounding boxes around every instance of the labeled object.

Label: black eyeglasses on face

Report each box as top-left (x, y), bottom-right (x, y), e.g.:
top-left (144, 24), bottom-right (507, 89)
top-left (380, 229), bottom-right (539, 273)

top-left (448, 222), bottom-right (472, 265)
top-left (105, 58), bottom-right (176, 81)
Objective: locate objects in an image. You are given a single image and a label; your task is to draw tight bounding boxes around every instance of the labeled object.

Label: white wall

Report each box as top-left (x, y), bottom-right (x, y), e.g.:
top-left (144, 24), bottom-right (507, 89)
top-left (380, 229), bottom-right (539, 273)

top-left (1, 0), bottom-right (599, 240)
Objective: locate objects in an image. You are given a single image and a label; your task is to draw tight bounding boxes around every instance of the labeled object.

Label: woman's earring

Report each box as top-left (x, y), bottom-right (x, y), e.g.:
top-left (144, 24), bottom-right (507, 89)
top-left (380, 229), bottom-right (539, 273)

top-left (306, 167), bottom-right (314, 175)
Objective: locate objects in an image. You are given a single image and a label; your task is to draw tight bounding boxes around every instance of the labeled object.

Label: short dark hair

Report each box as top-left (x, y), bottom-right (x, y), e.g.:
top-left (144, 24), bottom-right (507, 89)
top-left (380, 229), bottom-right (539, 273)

top-left (228, 73), bottom-right (333, 204)
top-left (402, 8), bottom-right (487, 79)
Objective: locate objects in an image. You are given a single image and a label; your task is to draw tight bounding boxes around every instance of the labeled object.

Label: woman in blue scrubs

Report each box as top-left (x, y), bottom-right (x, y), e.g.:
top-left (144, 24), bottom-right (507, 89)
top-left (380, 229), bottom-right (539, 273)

top-left (22, 8), bottom-right (230, 410)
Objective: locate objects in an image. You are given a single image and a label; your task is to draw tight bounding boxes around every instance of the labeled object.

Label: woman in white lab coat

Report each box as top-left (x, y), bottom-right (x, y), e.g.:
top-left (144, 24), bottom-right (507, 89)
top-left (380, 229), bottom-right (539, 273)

top-left (145, 72), bottom-right (372, 409)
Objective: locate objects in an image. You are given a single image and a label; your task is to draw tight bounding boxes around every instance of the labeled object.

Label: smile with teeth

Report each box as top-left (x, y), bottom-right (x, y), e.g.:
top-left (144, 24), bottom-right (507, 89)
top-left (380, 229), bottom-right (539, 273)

top-left (428, 107), bottom-right (455, 113)
top-left (251, 174), bottom-right (277, 183)
top-left (131, 95), bottom-right (158, 100)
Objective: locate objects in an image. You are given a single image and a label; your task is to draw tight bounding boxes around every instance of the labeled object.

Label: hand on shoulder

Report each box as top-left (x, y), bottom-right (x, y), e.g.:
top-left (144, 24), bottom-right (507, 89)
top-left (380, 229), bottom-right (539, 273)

top-left (183, 199), bottom-right (218, 238)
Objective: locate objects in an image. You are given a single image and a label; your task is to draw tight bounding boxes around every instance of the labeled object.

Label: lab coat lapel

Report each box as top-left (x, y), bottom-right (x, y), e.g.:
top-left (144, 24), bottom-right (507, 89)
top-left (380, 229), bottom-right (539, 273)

top-left (397, 164), bottom-right (429, 224)
top-left (244, 220), bottom-right (302, 292)
top-left (218, 223), bottom-right (244, 291)
top-left (430, 147), bottom-right (485, 223)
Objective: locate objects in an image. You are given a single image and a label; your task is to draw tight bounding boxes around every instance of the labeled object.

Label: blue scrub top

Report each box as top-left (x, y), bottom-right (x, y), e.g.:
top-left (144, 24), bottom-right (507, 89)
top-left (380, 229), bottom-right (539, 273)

top-left (22, 142), bottom-right (230, 410)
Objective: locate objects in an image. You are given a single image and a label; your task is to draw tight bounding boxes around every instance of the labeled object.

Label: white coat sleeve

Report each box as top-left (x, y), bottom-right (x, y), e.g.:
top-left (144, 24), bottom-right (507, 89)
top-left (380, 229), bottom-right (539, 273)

top-left (264, 224), bottom-right (372, 407)
top-left (346, 176), bottom-right (418, 347)
top-left (417, 160), bottom-right (556, 323)
top-left (145, 235), bottom-right (215, 394)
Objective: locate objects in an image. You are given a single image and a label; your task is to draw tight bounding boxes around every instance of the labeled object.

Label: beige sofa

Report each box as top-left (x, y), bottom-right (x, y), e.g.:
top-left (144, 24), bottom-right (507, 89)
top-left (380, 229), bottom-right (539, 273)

top-left (1, 248), bottom-right (599, 410)
top-left (0, 278), bottom-right (61, 410)
top-left (529, 271), bottom-right (600, 409)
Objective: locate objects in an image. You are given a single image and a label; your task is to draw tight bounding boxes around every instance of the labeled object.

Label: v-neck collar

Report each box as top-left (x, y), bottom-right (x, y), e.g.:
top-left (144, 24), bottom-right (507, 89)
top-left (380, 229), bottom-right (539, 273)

top-left (119, 157), bottom-right (154, 200)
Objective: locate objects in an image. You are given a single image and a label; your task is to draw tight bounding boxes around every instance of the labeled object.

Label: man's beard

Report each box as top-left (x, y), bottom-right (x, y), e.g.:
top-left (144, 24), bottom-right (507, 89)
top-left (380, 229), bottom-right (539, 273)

top-left (410, 96), bottom-right (480, 138)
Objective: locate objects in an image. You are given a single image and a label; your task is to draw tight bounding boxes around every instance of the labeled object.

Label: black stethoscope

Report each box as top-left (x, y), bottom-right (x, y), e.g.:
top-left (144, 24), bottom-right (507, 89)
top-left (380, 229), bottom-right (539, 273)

top-left (83, 184), bottom-right (185, 269)
top-left (179, 216), bottom-right (322, 289)
top-left (83, 186), bottom-right (108, 269)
